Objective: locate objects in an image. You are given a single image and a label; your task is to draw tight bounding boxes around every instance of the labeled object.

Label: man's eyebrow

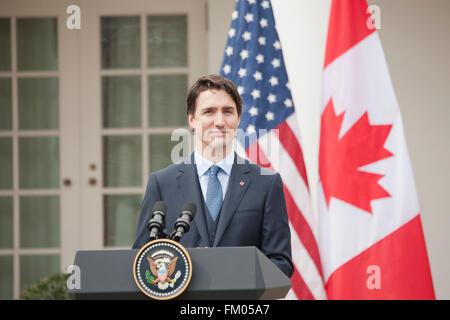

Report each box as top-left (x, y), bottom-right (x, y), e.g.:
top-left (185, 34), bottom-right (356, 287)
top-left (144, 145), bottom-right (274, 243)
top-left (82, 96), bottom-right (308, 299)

top-left (200, 106), bottom-right (217, 111)
top-left (199, 105), bottom-right (235, 110)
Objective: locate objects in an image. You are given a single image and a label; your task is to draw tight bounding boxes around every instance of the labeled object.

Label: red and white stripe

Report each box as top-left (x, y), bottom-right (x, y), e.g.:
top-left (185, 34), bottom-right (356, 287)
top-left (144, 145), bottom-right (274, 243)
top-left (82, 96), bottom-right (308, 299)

top-left (238, 113), bottom-right (327, 300)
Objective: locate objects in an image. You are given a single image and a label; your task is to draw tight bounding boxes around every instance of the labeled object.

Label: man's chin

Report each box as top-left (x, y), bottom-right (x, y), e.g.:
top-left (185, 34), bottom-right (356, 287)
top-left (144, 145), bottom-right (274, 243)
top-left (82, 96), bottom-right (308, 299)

top-left (201, 139), bottom-right (233, 157)
top-left (203, 142), bottom-right (226, 152)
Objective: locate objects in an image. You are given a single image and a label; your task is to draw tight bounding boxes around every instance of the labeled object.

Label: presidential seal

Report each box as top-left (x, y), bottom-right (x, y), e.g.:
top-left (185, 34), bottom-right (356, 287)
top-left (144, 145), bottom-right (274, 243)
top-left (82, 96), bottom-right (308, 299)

top-left (133, 239), bottom-right (192, 300)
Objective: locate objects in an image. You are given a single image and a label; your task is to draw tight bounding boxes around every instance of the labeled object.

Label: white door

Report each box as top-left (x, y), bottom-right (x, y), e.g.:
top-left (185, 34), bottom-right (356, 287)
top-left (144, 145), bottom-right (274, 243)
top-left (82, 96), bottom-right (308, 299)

top-left (78, 0), bottom-right (207, 250)
top-left (0, 0), bottom-right (81, 299)
top-left (0, 0), bottom-right (207, 299)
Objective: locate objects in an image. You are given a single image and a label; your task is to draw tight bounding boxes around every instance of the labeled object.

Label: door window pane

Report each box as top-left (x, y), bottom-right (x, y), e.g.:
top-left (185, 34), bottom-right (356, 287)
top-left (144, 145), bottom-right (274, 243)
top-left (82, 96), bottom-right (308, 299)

top-left (18, 77), bottom-right (59, 130)
top-left (104, 194), bottom-right (141, 247)
top-left (20, 255), bottom-right (60, 294)
top-left (0, 256), bottom-right (13, 299)
top-left (0, 197), bottom-right (13, 249)
top-left (0, 18), bottom-right (11, 71)
top-left (17, 18), bottom-right (58, 71)
top-left (148, 74), bottom-right (187, 127)
top-left (0, 138), bottom-right (12, 190)
top-left (0, 78), bottom-right (12, 130)
top-left (149, 133), bottom-right (190, 173)
top-left (20, 196), bottom-right (60, 249)
top-left (19, 137), bottom-right (59, 189)
top-left (101, 16), bottom-right (140, 69)
top-left (102, 76), bottom-right (141, 128)
top-left (103, 136), bottom-right (142, 187)
top-left (147, 15), bottom-right (187, 67)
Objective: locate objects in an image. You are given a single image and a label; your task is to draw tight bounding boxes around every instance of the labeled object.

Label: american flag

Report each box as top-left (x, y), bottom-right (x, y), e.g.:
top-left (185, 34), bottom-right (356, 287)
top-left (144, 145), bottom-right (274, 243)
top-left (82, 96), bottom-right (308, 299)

top-left (220, 0), bottom-right (326, 299)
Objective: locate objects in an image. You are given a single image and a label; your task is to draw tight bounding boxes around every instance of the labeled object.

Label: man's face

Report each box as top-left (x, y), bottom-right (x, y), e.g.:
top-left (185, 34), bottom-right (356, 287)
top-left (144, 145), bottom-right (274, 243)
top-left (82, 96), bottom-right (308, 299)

top-left (188, 89), bottom-right (240, 157)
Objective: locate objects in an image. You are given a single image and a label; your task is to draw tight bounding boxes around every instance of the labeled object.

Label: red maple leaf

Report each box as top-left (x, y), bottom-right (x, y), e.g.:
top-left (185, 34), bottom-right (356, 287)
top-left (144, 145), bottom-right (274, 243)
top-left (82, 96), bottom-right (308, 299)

top-left (319, 98), bottom-right (393, 214)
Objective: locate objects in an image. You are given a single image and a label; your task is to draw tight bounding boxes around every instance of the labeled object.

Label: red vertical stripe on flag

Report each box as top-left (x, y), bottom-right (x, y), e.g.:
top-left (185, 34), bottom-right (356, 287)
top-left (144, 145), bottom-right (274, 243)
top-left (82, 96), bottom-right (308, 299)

top-left (291, 269), bottom-right (315, 300)
top-left (324, 0), bottom-right (375, 68)
top-left (246, 141), bottom-right (324, 299)
top-left (245, 141), bottom-right (273, 169)
top-left (276, 122), bottom-right (309, 189)
top-left (284, 185), bottom-right (324, 280)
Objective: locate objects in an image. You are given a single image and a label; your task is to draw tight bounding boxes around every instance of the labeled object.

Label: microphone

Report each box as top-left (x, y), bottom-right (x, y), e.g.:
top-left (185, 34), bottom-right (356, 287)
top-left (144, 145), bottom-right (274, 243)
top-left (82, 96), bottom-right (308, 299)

top-left (171, 203), bottom-right (197, 242)
top-left (147, 201), bottom-right (168, 241)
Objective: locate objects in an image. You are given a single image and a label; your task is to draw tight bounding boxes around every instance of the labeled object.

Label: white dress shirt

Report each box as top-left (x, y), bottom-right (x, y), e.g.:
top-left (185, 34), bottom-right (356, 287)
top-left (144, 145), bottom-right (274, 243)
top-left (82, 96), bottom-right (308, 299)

top-left (194, 149), bottom-right (235, 201)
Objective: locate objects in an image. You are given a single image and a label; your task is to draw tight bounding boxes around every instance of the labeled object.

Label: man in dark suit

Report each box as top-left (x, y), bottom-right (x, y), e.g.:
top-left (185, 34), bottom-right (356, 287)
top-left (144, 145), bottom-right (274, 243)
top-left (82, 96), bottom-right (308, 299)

top-left (133, 74), bottom-right (293, 278)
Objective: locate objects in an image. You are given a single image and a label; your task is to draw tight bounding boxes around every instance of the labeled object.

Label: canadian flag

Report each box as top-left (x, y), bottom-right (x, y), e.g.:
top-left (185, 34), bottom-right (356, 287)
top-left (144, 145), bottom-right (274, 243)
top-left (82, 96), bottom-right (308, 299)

top-left (319, 0), bottom-right (435, 299)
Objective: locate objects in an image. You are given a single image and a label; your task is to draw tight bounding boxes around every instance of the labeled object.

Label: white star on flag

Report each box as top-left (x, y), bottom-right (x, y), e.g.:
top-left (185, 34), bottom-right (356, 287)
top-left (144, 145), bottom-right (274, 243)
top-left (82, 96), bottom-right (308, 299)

top-left (228, 28), bottom-right (236, 38)
top-left (253, 71), bottom-right (262, 81)
top-left (249, 106), bottom-right (258, 116)
top-left (240, 49), bottom-right (249, 60)
top-left (271, 58), bottom-right (280, 68)
top-left (238, 68), bottom-right (247, 78)
top-left (232, 11), bottom-right (238, 20)
top-left (260, 18), bottom-right (268, 28)
top-left (242, 31), bottom-right (251, 41)
top-left (255, 54), bottom-right (264, 64)
top-left (258, 36), bottom-right (266, 45)
top-left (273, 40), bottom-right (281, 50)
top-left (250, 89), bottom-right (260, 99)
top-left (246, 124), bottom-right (255, 134)
top-left (265, 111), bottom-right (274, 121)
top-left (267, 94), bottom-right (276, 103)
top-left (284, 98), bottom-right (293, 108)
top-left (269, 76), bottom-right (278, 86)
top-left (261, 1), bottom-right (270, 9)
top-left (226, 46), bottom-right (233, 56)
top-left (222, 64), bottom-right (231, 75)
top-left (244, 13), bottom-right (253, 23)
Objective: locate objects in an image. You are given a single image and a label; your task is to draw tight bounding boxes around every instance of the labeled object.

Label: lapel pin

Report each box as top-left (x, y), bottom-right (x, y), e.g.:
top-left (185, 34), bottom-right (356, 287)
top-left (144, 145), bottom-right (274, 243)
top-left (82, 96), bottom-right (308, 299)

top-left (240, 181), bottom-right (245, 186)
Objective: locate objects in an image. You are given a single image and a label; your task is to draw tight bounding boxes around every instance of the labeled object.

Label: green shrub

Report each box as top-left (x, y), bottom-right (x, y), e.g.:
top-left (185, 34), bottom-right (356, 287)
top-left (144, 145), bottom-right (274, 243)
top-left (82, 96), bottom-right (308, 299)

top-left (20, 273), bottom-right (70, 300)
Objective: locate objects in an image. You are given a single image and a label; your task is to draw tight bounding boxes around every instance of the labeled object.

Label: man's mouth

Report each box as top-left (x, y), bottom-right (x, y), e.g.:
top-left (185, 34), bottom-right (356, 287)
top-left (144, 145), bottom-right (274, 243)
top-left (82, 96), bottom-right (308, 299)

top-left (209, 130), bottom-right (228, 136)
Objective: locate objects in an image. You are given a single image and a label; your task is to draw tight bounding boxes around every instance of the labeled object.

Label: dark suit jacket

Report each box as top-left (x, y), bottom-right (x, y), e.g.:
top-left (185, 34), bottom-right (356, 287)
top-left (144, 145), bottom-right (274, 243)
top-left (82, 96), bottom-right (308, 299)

top-left (132, 153), bottom-right (294, 278)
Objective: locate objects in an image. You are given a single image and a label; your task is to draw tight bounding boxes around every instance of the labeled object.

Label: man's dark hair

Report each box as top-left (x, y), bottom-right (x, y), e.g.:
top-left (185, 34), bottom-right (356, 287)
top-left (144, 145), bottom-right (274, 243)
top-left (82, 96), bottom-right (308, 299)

top-left (186, 74), bottom-right (242, 116)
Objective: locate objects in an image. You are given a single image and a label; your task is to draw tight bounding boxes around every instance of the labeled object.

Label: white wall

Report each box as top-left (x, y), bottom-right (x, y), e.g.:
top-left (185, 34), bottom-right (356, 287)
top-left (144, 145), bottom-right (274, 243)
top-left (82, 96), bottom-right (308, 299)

top-left (372, 0), bottom-right (450, 300)
top-left (208, 0), bottom-right (450, 299)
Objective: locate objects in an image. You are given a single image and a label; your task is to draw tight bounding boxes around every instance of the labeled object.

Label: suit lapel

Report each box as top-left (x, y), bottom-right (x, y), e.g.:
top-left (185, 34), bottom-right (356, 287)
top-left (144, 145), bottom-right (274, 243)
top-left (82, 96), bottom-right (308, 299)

top-left (213, 154), bottom-right (252, 247)
top-left (177, 154), bottom-right (209, 246)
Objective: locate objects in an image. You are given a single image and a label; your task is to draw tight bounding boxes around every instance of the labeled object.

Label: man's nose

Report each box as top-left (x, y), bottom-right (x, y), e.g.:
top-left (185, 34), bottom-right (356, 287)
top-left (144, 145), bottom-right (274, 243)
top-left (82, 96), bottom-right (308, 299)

top-left (214, 111), bottom-right (225, 126)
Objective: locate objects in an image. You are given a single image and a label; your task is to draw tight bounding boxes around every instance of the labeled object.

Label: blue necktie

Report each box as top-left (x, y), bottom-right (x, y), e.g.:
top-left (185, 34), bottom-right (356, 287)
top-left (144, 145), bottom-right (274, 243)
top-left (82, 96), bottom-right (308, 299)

top-left (205, 165), bottom-right (223, 221)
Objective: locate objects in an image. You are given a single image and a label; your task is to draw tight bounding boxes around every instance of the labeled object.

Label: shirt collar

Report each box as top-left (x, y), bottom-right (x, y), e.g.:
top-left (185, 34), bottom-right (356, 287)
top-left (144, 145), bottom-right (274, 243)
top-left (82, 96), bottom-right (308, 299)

top-left (194, 149), bottom-right (235, 177)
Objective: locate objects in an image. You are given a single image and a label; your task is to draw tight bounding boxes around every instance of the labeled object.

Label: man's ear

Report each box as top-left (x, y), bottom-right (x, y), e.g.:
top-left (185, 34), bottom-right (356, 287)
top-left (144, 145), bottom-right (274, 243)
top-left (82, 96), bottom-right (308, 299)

top-left (188, 113), bottom-right (195, 131)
